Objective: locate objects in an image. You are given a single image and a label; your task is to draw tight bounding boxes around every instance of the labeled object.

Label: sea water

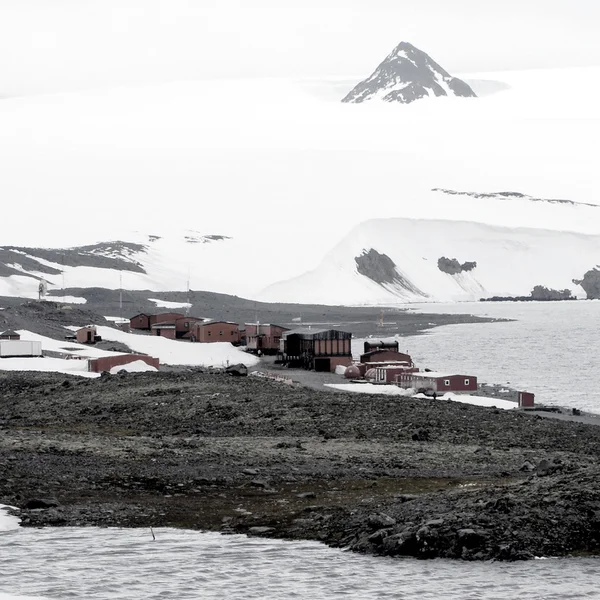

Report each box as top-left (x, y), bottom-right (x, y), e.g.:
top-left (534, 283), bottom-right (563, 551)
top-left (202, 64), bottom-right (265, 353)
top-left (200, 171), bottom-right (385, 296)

top-left (356, 301), bottom-right (600, 413)
top-left (1, 526), bottom-right (600, 599)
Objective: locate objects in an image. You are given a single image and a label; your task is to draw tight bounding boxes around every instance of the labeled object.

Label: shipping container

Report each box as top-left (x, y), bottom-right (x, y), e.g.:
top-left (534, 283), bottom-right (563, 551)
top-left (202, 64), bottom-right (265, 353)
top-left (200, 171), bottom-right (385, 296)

top-left (0, 340), bottom-right (43, 358)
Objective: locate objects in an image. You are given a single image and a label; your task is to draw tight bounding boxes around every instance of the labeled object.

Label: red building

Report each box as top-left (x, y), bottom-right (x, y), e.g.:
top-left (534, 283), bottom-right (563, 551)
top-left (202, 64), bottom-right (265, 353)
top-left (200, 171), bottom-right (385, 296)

top-left (0, 330), bottom-right (20, 340)
top-left (518, 391), bottom-right (535, 408)
top-left (185, 321), bottom-right (241, 344)
top-left (375, 365), bottom-right (419, 384)
top-left (89, 354), bottom-right (159, 373)
top-left (75, 326), bottom-right (100, 344)
top-left (149, 313), bottom-right (185, 327)
top-left (397, 372), bottom-right (477, 394)
top-left (130, 313), bottom-right (151, 330)
top-left (130, 312), bottom-right (186, 331)
top-left (151, 322), bottom-right (176, 339)
top-left (278, 328), bottom-right (353, 372)
top-left (245, 323), bottom-right (289, 354)
top-left (361, 349), bottom-right (414, 366)
top-left (174, 317), bottom-right (204, 339)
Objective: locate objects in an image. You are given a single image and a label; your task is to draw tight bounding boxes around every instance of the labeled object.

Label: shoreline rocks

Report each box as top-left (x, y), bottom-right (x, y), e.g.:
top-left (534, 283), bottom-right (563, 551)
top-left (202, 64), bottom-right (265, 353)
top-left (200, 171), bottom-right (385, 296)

top-left (2, 371), bottom-right (600, 561)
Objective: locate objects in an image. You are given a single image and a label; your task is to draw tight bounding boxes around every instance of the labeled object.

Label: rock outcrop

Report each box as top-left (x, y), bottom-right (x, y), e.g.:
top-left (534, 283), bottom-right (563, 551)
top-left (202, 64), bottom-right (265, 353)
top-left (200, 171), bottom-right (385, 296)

top-left (355, 249), bottom-right (426, 297)
top-left (573, 268), bottom-right (600, 299)
top-left (342, 42), bottom-right (476, 105)
top-left (437, 257), bottom-right (477, 275)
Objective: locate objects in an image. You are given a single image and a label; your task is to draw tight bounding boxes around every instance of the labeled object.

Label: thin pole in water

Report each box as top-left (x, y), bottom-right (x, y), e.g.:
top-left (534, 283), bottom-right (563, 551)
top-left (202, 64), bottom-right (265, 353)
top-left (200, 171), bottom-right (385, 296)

top-left (150, 527), bottom-right (156, 541)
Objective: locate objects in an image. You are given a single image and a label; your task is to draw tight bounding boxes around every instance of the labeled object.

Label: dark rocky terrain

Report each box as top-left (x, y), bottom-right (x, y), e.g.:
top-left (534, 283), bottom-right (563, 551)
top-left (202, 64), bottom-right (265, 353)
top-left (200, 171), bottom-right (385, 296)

top-left (0, 296), bottom-right (497, 340)
top-left (342, 42), bottom-right (476, 104)
top-left (2, 370), bottom-right (600, 561)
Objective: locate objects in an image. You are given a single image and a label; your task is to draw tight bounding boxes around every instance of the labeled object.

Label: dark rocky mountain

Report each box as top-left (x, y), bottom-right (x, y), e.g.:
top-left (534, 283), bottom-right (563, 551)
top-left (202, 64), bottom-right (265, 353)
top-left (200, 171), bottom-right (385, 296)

top-left (342, 42), bottom-right (476, 104)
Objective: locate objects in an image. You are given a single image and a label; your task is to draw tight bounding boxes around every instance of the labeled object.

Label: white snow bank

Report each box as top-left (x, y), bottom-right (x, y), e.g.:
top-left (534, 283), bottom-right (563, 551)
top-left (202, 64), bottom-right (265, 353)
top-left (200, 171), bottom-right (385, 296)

top-left (110, 360), bottom-right (158, 374)
top-left (414, 392), bottom-right (517, 410)
top-left (148, 298), bottom-right (192, 309)
top-left (95, 326), bottom-right (259, 368)
top-left (327, 383), bottom-right (517, 410)
top-left (0, 504), bottom-right (20, 532)
top-left (16, 330), bottom-right (123, 359)
top-left (0, 356), bottom-right (99, 378)
top-left (326, 383), bottom-right (415, 396)
top-left (44, 295), bottom-right (87, 305)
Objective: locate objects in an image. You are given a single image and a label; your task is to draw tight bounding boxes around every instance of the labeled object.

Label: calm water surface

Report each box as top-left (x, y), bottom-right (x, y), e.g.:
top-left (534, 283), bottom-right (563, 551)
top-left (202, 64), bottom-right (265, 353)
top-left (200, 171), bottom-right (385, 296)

top-left (1, 527), bottom-right (599, 600)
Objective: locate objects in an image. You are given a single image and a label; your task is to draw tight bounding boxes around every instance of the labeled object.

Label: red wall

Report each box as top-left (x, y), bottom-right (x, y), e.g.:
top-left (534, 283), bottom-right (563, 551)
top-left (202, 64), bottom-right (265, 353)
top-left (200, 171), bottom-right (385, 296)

top-left (130, 315), bottom-right (150, 330)
top-left (361, 350), bottom-right (413, 365)
top-left (154, 327), bottom-right (176, 339)
top-left (89, 354), bottom-right (160, 373)
top-left (149, 313), bottom-right (185, 327)
top-left (193, 322), bottom-right (240, 344)
top-left (76, 327), bottom-right (96, 344)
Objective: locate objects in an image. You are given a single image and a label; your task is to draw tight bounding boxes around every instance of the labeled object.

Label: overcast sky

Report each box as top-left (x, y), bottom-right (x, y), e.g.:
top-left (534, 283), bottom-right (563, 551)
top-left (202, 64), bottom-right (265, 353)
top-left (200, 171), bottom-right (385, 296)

top-left (0, 0), bottom-right (599, 95)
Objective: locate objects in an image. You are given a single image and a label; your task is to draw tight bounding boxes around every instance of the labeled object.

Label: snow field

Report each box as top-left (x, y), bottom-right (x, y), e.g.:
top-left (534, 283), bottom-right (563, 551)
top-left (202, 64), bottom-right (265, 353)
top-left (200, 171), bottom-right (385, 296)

top-left (325, 383), bottom-right (516, 410)
top-left (0, 505), bottom-right (20, 532)
top-left (94, 326), bottom-right (259, 368)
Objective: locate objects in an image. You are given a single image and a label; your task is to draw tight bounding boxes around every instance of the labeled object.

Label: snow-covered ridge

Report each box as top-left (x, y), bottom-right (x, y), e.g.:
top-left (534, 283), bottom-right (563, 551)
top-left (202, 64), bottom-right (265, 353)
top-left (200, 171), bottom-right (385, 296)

top-left (259, 218), bottom-right (600, 305)
top-left (433, 188), bottom-right (600, 208)
top-left (342, 41), bottom-right (476, 104)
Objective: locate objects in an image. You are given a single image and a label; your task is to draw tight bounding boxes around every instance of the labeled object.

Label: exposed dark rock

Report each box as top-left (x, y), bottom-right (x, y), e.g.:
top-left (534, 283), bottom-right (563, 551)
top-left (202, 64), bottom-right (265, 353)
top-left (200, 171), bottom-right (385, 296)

top-left (355, 249), bottom-right (426, 297)
top-left (248, 527), bottom-right (276, 536)
top-left (530, 286), bottom-right (574, 301)
top-left (3, 370), bottom-right (600, 561)
top-left (433, 188), bottom-right (600, 208)
top-left (437, 257), bottom-right (477, 275)
top-left (23, 498), bottom-right (59, 509)
top-left (367, 513), bottom-right (396, 530)
top-left (573, 268), bottom-right (600, 299)
top-left (343, 42), bottom-right (476, 105)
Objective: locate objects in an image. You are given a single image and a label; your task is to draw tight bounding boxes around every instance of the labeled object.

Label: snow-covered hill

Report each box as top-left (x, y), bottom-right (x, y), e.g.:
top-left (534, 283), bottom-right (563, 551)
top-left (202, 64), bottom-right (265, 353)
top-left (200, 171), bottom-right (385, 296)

top-left (342, 41), bottom-right (476, 104)
top-left (259, 218), bottom-right (600, 304)
top-left (1, 66), bottom-right (600, 305)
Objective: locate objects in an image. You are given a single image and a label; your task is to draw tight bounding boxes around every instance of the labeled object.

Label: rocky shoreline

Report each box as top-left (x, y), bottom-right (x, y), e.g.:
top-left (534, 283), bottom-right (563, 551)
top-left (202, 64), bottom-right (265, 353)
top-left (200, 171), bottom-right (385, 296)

top-left (2, 370), bottom-right (600, 561)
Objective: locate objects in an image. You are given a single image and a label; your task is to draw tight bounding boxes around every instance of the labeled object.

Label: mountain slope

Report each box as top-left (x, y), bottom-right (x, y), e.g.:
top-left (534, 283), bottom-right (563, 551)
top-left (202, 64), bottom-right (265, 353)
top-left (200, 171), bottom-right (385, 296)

top-left (259, 218), bottom-right (600, 304)
top-left (342, 42), bottom-right (476, 104)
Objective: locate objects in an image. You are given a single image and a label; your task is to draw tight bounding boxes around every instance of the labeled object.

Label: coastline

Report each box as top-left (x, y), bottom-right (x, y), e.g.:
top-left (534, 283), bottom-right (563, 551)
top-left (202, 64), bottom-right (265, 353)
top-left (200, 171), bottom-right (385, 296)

top-left (2, 370), bottom-right (600, 561)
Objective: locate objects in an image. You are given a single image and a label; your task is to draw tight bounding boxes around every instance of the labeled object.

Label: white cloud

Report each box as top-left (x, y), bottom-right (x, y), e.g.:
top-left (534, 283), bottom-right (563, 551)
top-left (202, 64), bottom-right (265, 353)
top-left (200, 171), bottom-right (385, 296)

top-left (0, 0), bottom-right (599, 96)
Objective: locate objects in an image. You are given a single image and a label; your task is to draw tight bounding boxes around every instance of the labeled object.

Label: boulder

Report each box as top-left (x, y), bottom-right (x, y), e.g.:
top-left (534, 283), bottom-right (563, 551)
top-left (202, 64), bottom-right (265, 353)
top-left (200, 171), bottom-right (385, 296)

top-left (367, 513), bottom-right (396, 530)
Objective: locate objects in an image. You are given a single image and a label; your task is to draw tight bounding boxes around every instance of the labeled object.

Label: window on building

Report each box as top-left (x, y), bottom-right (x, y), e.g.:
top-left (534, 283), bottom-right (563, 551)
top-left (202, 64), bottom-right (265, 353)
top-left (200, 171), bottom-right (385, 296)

top-left (444, 379), bottom-right (450, 386)
top-left (464, 379), bottom-right (470, 385)
top-left (184, 322), bottom-right (189, 328)
top-left (231, 331), bottom-right (234, 335)
top-left (208, 331), bottom-right (212, 337)
top-left (219, 331), bottom-right (223, 336)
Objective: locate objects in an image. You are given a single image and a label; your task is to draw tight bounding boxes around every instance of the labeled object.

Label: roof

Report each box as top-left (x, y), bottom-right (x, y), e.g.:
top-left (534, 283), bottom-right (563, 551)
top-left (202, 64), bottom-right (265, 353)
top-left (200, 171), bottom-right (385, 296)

top-left (244, 323), bottom-right (288, 329)
top-left (283, 328), bottom-right (352, 339)
top-left (174, 316), bottom-right (204, 323)
top-left (130, 313), bottom-right (150, 319)
top-left (410, 372), bottom-right (476, 379)
top-left (362, 349), bottom-right (411, 358)
top-left (0, 329), bottom-right (20, 337)
top-left (151, 322), bottom-right (176, 328)
top-left (197, 320), bottom-right (239, 327)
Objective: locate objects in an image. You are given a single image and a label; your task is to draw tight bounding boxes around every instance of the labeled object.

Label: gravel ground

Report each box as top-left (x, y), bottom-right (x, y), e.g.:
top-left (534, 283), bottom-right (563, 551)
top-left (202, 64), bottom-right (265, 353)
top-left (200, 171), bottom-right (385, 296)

top-left (2, 369), bottom-right (600, 560)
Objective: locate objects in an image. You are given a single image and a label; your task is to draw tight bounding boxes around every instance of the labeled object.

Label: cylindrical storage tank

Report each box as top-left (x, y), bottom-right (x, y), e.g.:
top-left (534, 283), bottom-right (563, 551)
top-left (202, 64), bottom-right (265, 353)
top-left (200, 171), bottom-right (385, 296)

top-left (345, 365), bottom-right (362, 379)
top-left (364, 368), bottom-right (377, 380)
top-left (363, 341), bottom-right (399, 353)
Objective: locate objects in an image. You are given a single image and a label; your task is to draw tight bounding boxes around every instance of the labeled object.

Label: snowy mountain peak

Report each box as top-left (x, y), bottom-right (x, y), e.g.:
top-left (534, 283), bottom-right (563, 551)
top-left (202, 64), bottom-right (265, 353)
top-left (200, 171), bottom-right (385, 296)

top-left (342, 41), bottom-right (476, 104)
